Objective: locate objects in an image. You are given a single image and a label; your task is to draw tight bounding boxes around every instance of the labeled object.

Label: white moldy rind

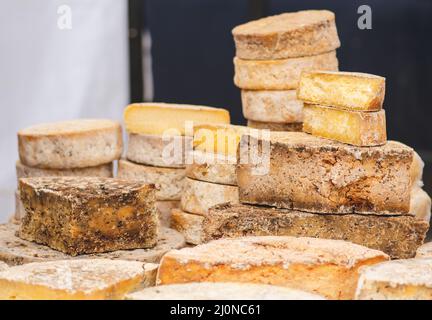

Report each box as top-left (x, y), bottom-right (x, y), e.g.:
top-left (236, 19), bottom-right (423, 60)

top-left (409, 187), bottom-right (431, 222)
top-left (411, 151), bottom-right (425, 187)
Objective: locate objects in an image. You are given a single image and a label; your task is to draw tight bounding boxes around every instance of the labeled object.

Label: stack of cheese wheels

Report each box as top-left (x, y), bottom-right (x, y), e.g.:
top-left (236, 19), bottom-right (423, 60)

top-left (15, 119), bottom-right (122, 221)
top-left (232, 10), bottom-right (340, 131)
top-left (120, 103), bottom-right (230, 226)
top-left (173, 124), bottom-right (250, 245)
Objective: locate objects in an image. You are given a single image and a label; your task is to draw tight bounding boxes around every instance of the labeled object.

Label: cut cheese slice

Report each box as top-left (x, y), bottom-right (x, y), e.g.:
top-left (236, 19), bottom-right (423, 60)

top-left (124, 103), bottom-right (230, 136)
top-left (297, 71), bottom-right (385, 111)
top-left (303, 104), bottom-right (386, 146)
top-left (170, 209), bottom-right (204, 245)
top-left (247, 120), bottom-right (303, 132)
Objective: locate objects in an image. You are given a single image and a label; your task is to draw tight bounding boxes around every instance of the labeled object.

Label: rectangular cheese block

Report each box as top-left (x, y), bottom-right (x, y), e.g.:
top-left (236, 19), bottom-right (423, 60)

top-left (0, 259), bottom-right (150, 300)
top-left (303, 104), bottom-right (386, 146)
top-left (157, 236), bottom-right (389, 299)
top-left (124, 103), bottom-right (230, 136)
top-left (204, 202), bottom-right (429, 259)
top-left (247, 120), bottom-right (303, 132)
top-left (171, 209), bottom-right (204, 245)
top-left (18, 177), bottom-right (158, 256)
top-left (117, 159), bottom-right (185, 201)
top-left (297, 71), bottom-right (385, 111)
top-left (355, 259), bottom-right (432, 300)
top-left (238, 132), bottom-right (413, 214)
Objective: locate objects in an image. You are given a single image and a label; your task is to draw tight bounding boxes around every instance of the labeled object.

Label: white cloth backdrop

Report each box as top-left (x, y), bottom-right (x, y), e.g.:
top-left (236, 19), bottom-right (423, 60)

top-left (0, 0), bottom-right (129, 222)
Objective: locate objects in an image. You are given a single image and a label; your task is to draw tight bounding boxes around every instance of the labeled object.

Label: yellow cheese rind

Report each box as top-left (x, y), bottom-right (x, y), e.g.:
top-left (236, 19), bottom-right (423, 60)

top-left (297, 71), bottom-right (385, 111)
top-left (303, 104), bottom-right (386, 146)
top-left (124, 103), bottom-right (230, 135)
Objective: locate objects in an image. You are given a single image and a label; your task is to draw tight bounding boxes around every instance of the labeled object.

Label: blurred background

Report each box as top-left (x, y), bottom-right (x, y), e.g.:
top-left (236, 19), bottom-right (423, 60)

top-left (0, 1), bottom-right (430, 233)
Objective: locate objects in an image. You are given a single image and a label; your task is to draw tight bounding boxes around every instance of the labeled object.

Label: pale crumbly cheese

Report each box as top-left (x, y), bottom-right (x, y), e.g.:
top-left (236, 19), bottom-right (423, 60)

top-left (297, 71), bottom-right (385, 111)
top-left (126, 133), bottom-right (192, 168)
top-left (117, 159), bottom-right (185, 201)
top-left (247, 120), bottom-right (303, 132)
top-left (232, 10), bottom-right (340, 60)
top-left (238, 132), bottom-right (413, 215)
top-left (14, 190), bottom-right (25, 220)
top-left (124, 103), bottom-right (230, 136)
top-left (170, 209), bottom-right (205, 245)
top-left (126, 282), bottom-right (325, 300)
top-left (181, 178), bottom-right (239, 215)
top-left (0, 259), bottom-right (149, 300)
top-left (156, 200), bottom-right (180, 227)
top-left (18, 119), bottom-right (122, 169)
top-left (0, 262), bottom-right (8, 271)
top-left (303, 104), bottom-right (386, 146)
top-left (157, 236), bottom-right (389, 300)
top-left (186, 151), bottom-right (237, 186)
top-left (355, 258), bottom-right (432, 300)
top-left (409, 187), bottom-right (431, 222)
top-left (416, 242), bottom-right (432, 259)
top-left (242, 90), bottom-right (303, 123)
top-left (234, 51), bottom-right (338, 90)
top-left (411, 151), bottom-right (425, 187)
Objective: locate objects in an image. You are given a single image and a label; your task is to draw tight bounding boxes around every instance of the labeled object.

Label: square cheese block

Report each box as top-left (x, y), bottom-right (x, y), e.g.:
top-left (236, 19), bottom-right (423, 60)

top-left (18, 119), bottom-right (122, 169)
top-left (297, 71), bottom-right (385, 111)
top-left (126, 133), bottom-right (192, 168)
top-left (0, 259), bottom-right (152, 300)
top-left (232, 10), bottom-right (340, 60)
top-left (117, 159), bottom-right (185, 201)
top-left (126, 282), bottom-right (325, 300)
top-left (234, 51), bottom-right (338, 90)
top-left (181, 178), bottom-right (239, 215)
top-left (157, 236), bottom-right (389, 299)
top-left (355, 258), bottom-right (432, 300)
top-left (303, 104), bottom-right (387, 146)
top-left (171, 209), bottom-right (204, 245)
top-left (238, 132), bottom-right (413, 214)
top-left (204, 201), bottom-right (429, 259)
top-left (416, 242), bottom-right (432, 259)
top-left (18, 177), bottom-right (159, 256)
top-left (247, 120), bottom-right (303, 132)
top-left (124, 103), bottom-right (230, 136)
top-left (242, 90), bottom-right (304, 123)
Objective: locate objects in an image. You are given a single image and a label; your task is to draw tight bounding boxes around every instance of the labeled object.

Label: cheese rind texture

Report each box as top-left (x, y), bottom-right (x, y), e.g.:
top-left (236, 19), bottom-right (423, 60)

top-left (124, 103), bottom-right (230, 135)
top-left (0, 259), bottom-right (148, 300)
top-left (303, 104), bottom-right (386, 146)
top-left (15, 190), bottom-right (25, 220)
top-left (237, 132), bottom-right (413, 214)
top-left (117, 159), bottom-right (185, 201)
top-left (242, 90), bottom-right (303, 123)
top-left (157, 236), bottom-right (389, 300)
top-left (156, 201), bottom-right (180, 227)
top-left (18, 177), bottom-right (159, 256)
top-left (126, 133), bottom-right (192, 168)
top-left (297, 71), bottom-right (385, 111)
top-left (204, 203), bottom-right (429, 259)
top-left (410, 187), bottom-right (431, 222)
top-left (0, 224), bottom-right (185, 265)
top-left (416, 242), bottom-right (432, 259)
top-left (18, 119), bottom-right (122, 169)
top-left (234, 51), bottom-right (338, 90)
top-left (355, 259), bottom-right (432, 300)
top-left (181, 178), bottom-right (239, 215)
top-left (232, 10), bottom-right (340, 60)
top-left (0, 262), bottom-right (8, 271)
top-left (247, 120), bottom-right (303, 132)
top-left (171, 209), bottom-right (204, 245)
top-left (127, 282), bottom-right (325, 300)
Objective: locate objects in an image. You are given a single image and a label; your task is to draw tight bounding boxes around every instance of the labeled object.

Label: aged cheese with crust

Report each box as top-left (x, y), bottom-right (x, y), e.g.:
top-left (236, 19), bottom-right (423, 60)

top-left (14, 190), bottom-right (25, 220)
top-left (126, 133), bottom-right (192, 168)
top-left (355, 258), bottom-right (432, 300)
top-left (411, 151), bottom-right (425, 187)
top-left (416, 242), bottom-right (432, 259)
top-left (297, 71), bottom-right (385, 111)
top-left (303, 104), bottom-right (387, 146)
top-left (18, 119), bottom-right (122, 169)
top-left (124, 103), bottom-right (230, 136)
top-left (234, 51), bottom-right (338, 90)
top-left (410, 187), bottom-right (431, 222)
top-left (204, 202), bottom-right (429, 259)
top-left (171, 209), bottom-right (204, 245)
top-left (247, 120), bottom-right (303, 132)
top-left (0, 262), bottom-right (8, 271)
top-left (238, 132), bottom-right (413, 214)
top-left (232, 10), bottom-right (340, 60)
top-left (0, 223), bottom-right (185, 265)
top-left (18, 177), bottom-right (158, 256)
top-left (156, 201), bottom-right (180, 226)
top-left (181, 178), bottom-right (239, 215)
top-left (117, 159), bottom-right (185, 201)
top-left (157, 236), bottom-right (389, 300)
top-left (126, 282), bottom-right (325, 300)
top-left (186, 151), bottom-right (237, 186)
top-left (242, 90), bottom-right (303, 123)
top-left (0, 259), bottom-right (151, 300)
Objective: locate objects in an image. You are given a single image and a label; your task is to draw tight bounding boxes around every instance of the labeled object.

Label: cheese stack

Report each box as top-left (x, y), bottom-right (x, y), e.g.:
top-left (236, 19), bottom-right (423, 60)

top-left (121, 103), bottom-right (230, 226)
top-left (14, 119), bottom-right (122, 221)
top-left (232, 10), bottom-right (340, 131)
top-left (173, 124), bottom-right (248, 244)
